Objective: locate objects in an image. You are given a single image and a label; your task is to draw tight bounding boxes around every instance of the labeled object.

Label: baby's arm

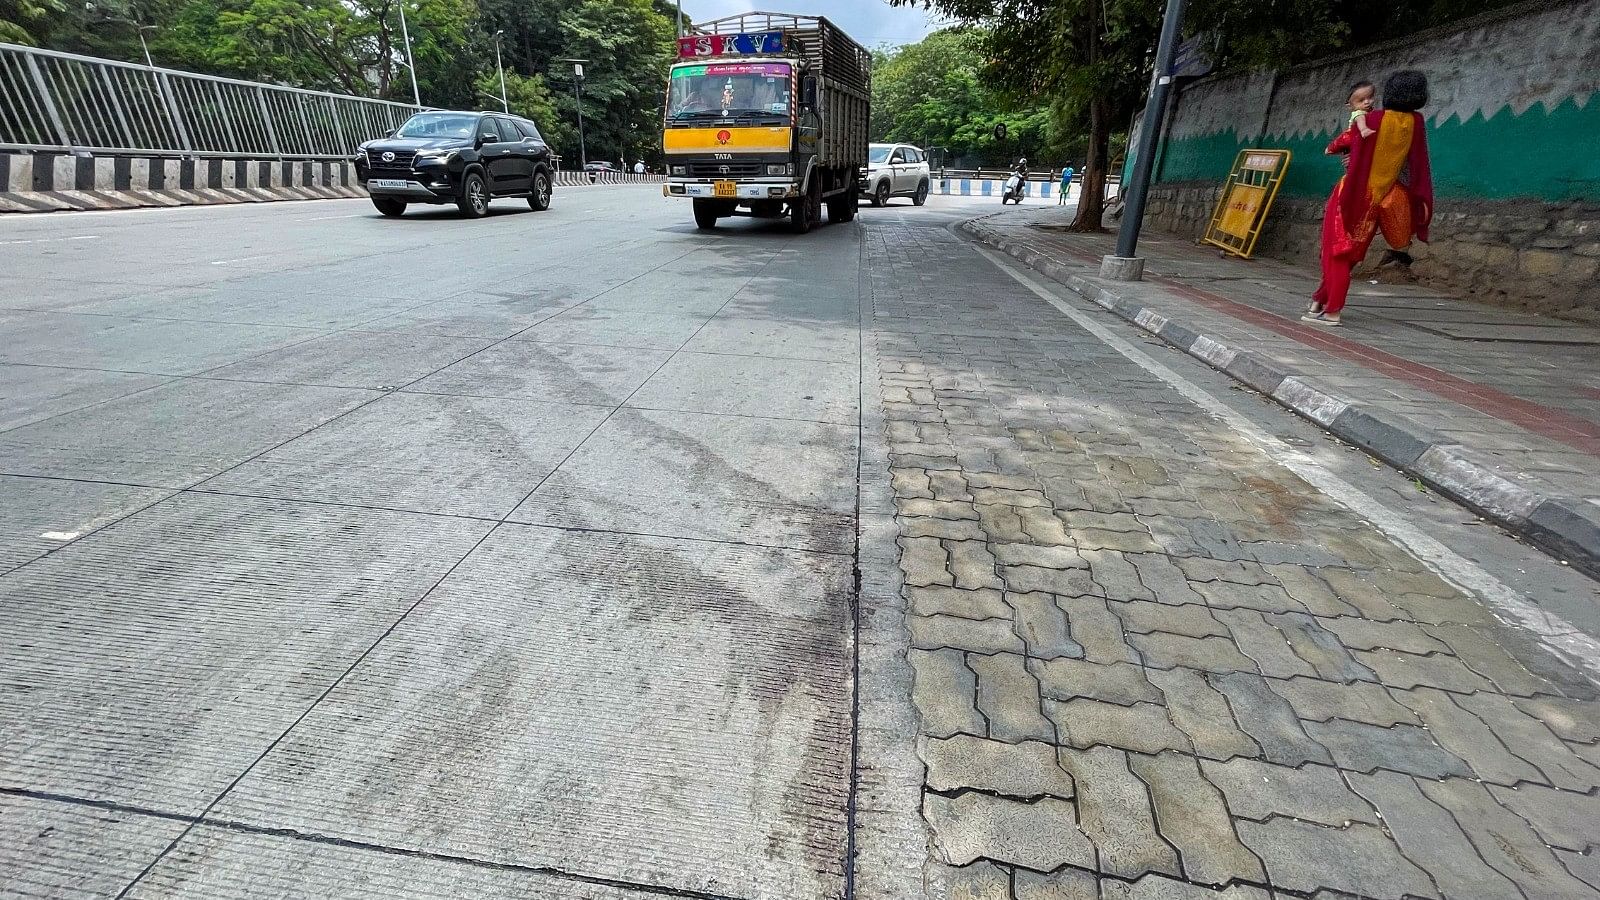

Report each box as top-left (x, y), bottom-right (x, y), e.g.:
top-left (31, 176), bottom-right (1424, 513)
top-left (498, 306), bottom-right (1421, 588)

top-left (1355, 117), bottom-right (1376, 137)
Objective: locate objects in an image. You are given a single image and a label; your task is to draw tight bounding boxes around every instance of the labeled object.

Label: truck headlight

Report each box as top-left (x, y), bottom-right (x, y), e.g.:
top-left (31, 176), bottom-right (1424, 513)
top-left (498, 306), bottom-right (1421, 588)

top-left (767, 163), bottom-right (792, 176)
top-left (670, 165), bottom-right (687, 176)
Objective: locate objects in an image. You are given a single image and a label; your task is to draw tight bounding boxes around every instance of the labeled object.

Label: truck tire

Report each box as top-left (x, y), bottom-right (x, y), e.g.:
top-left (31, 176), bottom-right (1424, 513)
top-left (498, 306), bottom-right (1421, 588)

top-left (693, 199), bottom-right (720, 229)
top-left (791, 184), bottom-right (818, 234)
top-left (826, 191), bottom-right (856, 223)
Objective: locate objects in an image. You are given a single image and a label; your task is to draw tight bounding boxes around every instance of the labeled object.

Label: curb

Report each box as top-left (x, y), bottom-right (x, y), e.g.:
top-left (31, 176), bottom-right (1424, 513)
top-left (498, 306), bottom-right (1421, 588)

top-left (960, 217), bottom-right (1600, 580)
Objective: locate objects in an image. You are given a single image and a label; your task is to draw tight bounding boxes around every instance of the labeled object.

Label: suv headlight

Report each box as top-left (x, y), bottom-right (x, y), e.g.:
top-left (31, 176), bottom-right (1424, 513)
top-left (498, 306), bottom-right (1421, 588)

top-left (670, 164), bottom-right (687, 176)
top-left (766, 163), bottom-right (792, 176)
top-left (414, 149), bottom-right (457, 163)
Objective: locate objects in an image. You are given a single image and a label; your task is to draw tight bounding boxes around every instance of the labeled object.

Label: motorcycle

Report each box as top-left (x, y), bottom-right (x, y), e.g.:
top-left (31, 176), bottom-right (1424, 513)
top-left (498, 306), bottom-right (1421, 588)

top-left (1001, 171), bottom-right (1026, 204)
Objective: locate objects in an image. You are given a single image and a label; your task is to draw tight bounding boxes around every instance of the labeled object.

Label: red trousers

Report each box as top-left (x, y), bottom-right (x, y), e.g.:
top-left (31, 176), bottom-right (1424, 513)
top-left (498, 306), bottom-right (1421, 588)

top-left (1312, 180), bottom-right (1413, 315)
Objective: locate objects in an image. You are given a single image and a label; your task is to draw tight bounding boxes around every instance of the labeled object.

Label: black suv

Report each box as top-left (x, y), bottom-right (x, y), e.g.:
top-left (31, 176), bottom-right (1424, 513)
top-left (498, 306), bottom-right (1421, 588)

top-left (356, 110), bottom-right (555, 218)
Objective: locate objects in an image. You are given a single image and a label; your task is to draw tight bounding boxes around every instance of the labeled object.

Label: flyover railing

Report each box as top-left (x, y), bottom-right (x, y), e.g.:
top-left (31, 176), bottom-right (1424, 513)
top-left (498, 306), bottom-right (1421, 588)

top-left (0, 42), bottom-right (421, 158)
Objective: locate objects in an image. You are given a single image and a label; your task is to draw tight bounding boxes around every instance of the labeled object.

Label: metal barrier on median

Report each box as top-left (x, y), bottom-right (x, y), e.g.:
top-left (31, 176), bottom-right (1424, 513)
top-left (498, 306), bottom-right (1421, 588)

top-left (0, 42), bottom-right (420, 158)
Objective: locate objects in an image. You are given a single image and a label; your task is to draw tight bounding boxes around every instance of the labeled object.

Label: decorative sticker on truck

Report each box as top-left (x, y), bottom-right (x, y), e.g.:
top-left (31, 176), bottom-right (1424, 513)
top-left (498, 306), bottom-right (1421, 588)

top-left (676, 32), bottom-right (784, 58)
top-left (671, 63), bottom-right (791, 79)
top-left (663, 127), bottom-right (792, 154)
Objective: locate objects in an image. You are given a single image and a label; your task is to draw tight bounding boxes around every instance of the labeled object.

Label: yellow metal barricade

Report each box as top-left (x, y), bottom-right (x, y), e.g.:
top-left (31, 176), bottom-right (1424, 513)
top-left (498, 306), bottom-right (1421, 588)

top-left (1202, 150), bottom-right (1291, 259)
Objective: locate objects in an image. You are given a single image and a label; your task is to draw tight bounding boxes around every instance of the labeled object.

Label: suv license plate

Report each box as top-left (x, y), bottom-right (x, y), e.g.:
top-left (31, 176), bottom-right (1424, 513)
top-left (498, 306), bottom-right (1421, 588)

top-left (371, 179), bottom-right (410, 189)
top-left (714, 180), bottom-right (736, 198)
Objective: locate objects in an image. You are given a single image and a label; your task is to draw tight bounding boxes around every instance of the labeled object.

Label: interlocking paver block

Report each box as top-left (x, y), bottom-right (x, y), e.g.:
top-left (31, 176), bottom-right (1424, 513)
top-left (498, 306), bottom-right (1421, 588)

top-left (1314, 615), bottom-right (1449, 654)
top-left (1007, 592), bottom-right (1084, 659)
top-left (1146, 667), bottom-right (1260, 761)
top-left (1097, 875), bottom-right (1272, 900)
top-left (1356, 648), bottom-right (1495, 693)
top-left (930, 470), bottom-right (973, 502)
top-left (1190, 580), bottom-right (1308, 616)
top-left (908, 586), bottom-right (1013, 621)
top-left (898, 498), bottom-right (980, 521)
top-left (1131, 633), bottom-right (1259, 675)
top-left (1058, 746), bottom-right (1181, 880)
top-left (1515, 696), bottom-right (1600, 742)
top-left (1208, 672), bottom-right (1332, 766)
top-left (1081, 548), bottom-right (1154, 601)
top-left (901, 535), bottom-right (953, 587)
top-left (1070, 527), bottom-right (1161, 554)
top-left (976, 504), bottom-right (1030, 543)
top-left (900, 517), bottom-right (988, 541)
top-left (991, 543), bottom-right (1085, 569)
top-left (1489, 781), bottom-right (1600, 854)
top-left (1272, 612), bottom-right (1380, 683)
top-left (969, 652), bottom-right (1054, 743)
top-left (1046, 699), bottom-right (1192, 755)
top-left (910, 614), bottom-right (1026, 655)
top-left (948, 540), bottom-right (1004, 591)
top-left (922, 734), bottom-right (1075, 799)
top-left (1261, 565), bottom-right (1358, 617)
top-left (923, 862), bottom-right (1012, 900)
top-left (1270, 676), bottom-right (1417, 727)
top-left (1423, 624), bottom-right (1559, 697)
top-left (923, 793), bottom-right (1095, 871)
top-left (1318, 568), bottom-right (1410, 621)
top-left (1395, 687), bottom-right (1545, 786)
top-left (1128, 751), bottom-right (1265, 885)
top-left (893, 469), bottom-right (934, 499)
top-left (1126, 553), bottom-right (1206, 606)
top-left (1212, 608), bottom-right (1315, 679)
top-left (1010, 867), bottom-right (1098, 900)
top-left (1237, 818), bottom-right (1437, 899)
top-left (1175, 558), bottom-right (1274, 586)
top-left (1200, 757), bottom-right (1376, 826)
top-left (1349, 770), bottom-right (1523, 900)
top-left (1058, 595), bottom-right (1138, 664)
top-left (1419, 777), bottom-right (1596, 897)
top-left (910, 648), bottom-right (986, 739)
top-left (1032, 657), bottom-right (1161, 706)
top-left (1304, 716), bottom-right (1472, 778)
top-left (1114, 600), bottom-right (1226, 638)
top-left (1001, 564), bottom-right (1099, 598)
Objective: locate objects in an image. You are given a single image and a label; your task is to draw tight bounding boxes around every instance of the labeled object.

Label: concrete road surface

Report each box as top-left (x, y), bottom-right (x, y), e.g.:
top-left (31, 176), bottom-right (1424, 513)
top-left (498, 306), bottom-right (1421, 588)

top-left (2, 186), bottom-right (1597, 900)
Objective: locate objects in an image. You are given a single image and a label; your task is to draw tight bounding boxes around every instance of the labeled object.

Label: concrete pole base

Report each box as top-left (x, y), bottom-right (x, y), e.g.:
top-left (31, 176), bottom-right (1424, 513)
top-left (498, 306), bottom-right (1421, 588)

top-left (1100, 255), bottom-right (1145, 281)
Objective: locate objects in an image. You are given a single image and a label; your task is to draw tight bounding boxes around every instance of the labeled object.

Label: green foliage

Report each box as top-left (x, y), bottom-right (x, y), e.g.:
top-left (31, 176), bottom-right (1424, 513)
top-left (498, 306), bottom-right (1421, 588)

top-left (478, 68), bottom-right (571, 150)
top-left (0, 0), bottom-right (64, 45)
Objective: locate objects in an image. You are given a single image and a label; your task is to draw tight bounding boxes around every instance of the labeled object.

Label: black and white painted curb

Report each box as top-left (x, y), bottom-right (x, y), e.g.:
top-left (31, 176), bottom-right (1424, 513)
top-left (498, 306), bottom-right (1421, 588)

top-left (0, 152), bottom-right (664, 214)
top-left (961, 216), bottom-right (1600, 579)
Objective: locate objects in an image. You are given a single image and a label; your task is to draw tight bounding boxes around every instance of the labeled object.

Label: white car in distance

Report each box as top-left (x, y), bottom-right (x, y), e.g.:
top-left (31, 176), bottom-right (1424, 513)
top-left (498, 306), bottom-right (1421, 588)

top-left (860, 143), bottom-right (931, 208)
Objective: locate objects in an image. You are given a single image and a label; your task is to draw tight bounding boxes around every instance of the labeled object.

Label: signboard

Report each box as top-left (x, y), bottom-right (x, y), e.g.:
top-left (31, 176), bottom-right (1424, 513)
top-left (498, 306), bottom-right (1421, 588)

top-left (1171, 33), bottom-right (1215, 78)
top-left (677, 32), bottom-right (784, 58)
top-left (1202, 149), bottom-right (1291, 259)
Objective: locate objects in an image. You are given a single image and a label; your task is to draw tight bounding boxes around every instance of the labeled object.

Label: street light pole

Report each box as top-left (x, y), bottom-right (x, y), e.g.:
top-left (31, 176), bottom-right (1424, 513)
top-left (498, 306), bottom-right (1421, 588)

top-left (676, 0), bottom-right (683, 37)
top-left (1103, 0), bottom-right (1187, 280)
top-left (397, 0), bottom-right (422, 107)
top-left (135, 25), bottom-right (155, 68)
top-left (493, 31), bottom-right (508, 113)
top-left (558, 58), bottom-right (588, 169)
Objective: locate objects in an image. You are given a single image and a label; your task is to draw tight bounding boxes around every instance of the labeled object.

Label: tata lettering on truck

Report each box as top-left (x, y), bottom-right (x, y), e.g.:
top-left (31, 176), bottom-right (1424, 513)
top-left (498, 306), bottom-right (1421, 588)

top-left (662, 13), bottom-right (871, 233)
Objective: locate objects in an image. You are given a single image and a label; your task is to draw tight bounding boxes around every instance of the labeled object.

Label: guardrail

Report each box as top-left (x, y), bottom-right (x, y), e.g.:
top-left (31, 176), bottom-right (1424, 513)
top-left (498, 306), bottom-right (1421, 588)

top-left (0, 42), bottom-right (420, 158)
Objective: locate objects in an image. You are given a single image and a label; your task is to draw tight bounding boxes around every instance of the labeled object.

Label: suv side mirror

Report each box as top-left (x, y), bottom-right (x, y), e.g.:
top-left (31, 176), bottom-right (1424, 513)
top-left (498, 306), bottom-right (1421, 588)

top-left (480, 132), bottom-right (499, 145)
top-left (800, 76), bottom-right (817, 109)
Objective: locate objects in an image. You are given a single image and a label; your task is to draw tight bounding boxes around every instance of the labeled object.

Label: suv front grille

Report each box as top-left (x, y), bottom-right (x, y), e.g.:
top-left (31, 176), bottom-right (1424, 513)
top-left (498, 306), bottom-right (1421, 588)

top-left (686, 161), bottom-right (763, 178)
top-left (366, 149), bottom-right (416, 170)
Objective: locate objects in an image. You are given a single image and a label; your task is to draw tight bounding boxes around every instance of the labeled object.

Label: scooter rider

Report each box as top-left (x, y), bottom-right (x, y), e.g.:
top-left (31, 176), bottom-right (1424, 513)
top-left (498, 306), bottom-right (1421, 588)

top-left (1003, 157), bottom-right (1028, 203)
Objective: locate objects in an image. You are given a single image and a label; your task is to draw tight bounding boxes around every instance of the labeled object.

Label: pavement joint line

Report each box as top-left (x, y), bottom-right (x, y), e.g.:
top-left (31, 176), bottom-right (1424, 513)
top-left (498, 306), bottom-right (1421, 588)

top-left (843, 216), bottom-right (866, 900)
top-left (1, 788), bottom-right (751, 900)
top-left (958, 223), bottom-right (1600, 687)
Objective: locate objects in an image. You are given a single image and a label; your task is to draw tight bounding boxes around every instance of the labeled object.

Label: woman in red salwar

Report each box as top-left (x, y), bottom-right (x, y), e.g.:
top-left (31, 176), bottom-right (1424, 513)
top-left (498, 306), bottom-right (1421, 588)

top-left (1305, 70), bottom-right (1434, 326)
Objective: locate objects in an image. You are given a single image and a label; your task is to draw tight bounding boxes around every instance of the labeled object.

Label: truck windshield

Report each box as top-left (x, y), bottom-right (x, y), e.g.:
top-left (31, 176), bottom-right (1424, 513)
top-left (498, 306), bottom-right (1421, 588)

top-left (668, 63), bottom-right (792, 121)
top-left (395, 113), bottom-right (478, 139)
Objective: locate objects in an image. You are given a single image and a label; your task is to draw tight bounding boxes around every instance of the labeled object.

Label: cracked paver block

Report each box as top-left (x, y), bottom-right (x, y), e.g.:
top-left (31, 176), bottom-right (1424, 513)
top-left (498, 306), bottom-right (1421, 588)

top-left (1261, 565), bottom-right (1358, 617)
top-left (1058, 746), bottom-right (1181, 880)
top-left (1113, 599), bottom-right (1227, 638)
top-left (1175, 558), bottom-right (1275, 586)
top-left (1131, 633), bottom-right (1259, 674)
top-left (901, 516), bottom-right (989, 541)
top-left (973, 487), bottom-right (1050, 508)
top-left (948, 540), bottom-right (1004, 591)
top-left (1071, 527), bottom-right (1161, 554)
top-left (908, 586), bottom-right (1014, 621)
top-left (1017, 507), bottom-right (1076, 545)
top-left (969, 652), bottom-right (1055, 743)
top-left (1395, 687), bottom-right (1545, 785)
top-left (992, 543), bottom-right (1085, 569)
top-left (1270, 676), bottom-right (1417, 727)
top-left (1465, 685), bottom-right (1600, 784)
top-left (1386, 590), bottom-right (1501, 628)
top-left (1081, 549), bottom-right (1154, 601)
top-left (1208, 672), bottom-right (1332, 766)
top-left (1488, 782), bottom-right (1600, 853)
top-left (1046, 699), bottom-right (1192, 755)
top-left (1423, 624), bottom-right (1558, 697)
top-left (910, 648), bottom-right (987, 738)
top-left (910, 614), bottom-right (1026, 655)
top-left (1146, 667), bottom-right (1260, 761)
top-left (1356, 648), bottom-right (1495, 693)
top-left (923, 793), bottom-right (1094, 871)
top-left (1200, 757), bottom-right (1376, 826)
top-left (899, 498), bottom-right (981, 520)
top-left (1001, 564), bottom-right (1099, 597)
top-left (924, 861), bottom-right (1012, 900)
top-left (1349, 770), bottom-right (1523, 900)
top-left (1128, 751), bottom-right (1265, 886)
top-left (1127, 554), bottom-right (1207, 606)
top-left (1010, 867), bottom-right (1098, 900)
top-left (893, 469), bottom-right (935, 499)
top-left (1008, 592), bottom-right (1084, 659)
top-left (1097, 874), bottom-right (1272, 900)
top-left (1190, 580), bottom-right (1308, 616)
top-left (1419, 777), bottom-right (1596, 898)
top-left (1268, 612), bottom-right (1378, 682)
top-left (922, 734), bottom-right (1075, 799)
top-left (1212, 608), bottom-right (1315, 679)
top-left (1303, 718), bottom-right (1471, 779)
top-left (1238, 818), bottom-right (1437, 899)
top-left (930, 470), bottom-right (972, 502)
top-left (967, 472), bottom-right (1040, 492)
top-left (1315, 616), bottom-right (1449, 654)
top-left (976, 504), bottom-right (1031, 543)
top-left (1514, 696), bottom-right (1600, 742)
top-left (901, 535), bottom-right (954, 587)
top-left (1032, 658), bottom-right (1161, 706)
top-left (1058, 595), bottom-right (1139, 664)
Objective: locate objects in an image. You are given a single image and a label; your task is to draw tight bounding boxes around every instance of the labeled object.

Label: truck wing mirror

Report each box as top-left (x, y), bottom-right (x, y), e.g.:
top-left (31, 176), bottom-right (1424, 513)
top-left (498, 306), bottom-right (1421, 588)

top-left (801, 76), bottom-right (817, 109)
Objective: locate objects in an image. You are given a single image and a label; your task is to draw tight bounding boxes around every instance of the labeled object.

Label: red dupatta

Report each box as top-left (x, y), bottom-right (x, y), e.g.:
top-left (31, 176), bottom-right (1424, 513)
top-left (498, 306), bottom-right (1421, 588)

top-left (1341, 109), bottom-right (1433, 242)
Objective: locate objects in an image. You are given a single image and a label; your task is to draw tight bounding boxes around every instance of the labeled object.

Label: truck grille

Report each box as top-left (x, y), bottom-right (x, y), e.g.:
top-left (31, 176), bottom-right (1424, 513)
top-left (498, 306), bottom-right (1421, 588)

top-left (366, 149), bottom-right (416, 170)
top-left (687, 161), bottom-right (763, 178)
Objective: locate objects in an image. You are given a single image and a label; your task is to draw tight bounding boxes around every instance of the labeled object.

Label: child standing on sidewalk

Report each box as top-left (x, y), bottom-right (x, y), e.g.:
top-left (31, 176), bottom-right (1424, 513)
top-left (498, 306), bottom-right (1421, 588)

top-left (1057, 165), bottom-right (1074, 205)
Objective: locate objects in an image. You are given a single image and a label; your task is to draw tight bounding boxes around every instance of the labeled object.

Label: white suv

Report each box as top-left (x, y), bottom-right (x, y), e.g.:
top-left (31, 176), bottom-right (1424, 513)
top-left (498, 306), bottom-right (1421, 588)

top-left (860, 143), bottom-right (931, 207)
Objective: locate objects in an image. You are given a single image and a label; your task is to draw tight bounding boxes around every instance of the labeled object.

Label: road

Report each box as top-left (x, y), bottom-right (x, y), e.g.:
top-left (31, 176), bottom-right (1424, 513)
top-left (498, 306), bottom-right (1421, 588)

top-left (2, 186), bottom-right (1597, 900)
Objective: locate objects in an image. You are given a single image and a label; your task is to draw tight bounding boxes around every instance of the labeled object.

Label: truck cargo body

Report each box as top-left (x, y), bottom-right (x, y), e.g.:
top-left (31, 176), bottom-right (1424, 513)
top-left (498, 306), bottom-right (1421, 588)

top-left (662, 13), bottom-right (870, 233)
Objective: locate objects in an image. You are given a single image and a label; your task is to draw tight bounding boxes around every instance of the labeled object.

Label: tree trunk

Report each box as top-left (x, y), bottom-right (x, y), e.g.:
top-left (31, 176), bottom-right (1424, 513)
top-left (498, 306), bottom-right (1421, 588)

top-left (1072, 96), bottom-right (1110, 231)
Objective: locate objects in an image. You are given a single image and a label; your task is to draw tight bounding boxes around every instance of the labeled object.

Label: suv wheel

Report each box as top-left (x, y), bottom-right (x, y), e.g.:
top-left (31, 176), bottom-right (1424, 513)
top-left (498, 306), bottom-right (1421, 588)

top-left (457, 171), bottom-right (489, 218)
top-left (872, 180), bottom-right (890, 207)
top-left (528, 171), bottom-right (552, 211)
top-left (913, 179), bottom-right (929, 206)
top-left (371, 196), bottom-right (406, 217)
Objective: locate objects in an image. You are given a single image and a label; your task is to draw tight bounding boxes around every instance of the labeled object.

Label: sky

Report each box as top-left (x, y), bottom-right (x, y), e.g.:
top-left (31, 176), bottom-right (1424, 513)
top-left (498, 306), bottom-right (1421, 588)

top-left (682, 1), bottom-right (949, 51)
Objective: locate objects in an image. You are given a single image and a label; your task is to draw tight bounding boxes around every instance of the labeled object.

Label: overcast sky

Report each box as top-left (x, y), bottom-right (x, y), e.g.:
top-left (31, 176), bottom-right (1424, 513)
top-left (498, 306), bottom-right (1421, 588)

top-left (682, 1), bottom-right (949, 50)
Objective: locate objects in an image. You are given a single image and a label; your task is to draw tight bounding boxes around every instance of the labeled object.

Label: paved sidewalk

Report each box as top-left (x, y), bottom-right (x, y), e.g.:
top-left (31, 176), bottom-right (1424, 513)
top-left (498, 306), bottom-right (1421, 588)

top-left (965, 209), bottom-right (1600, 576)
top-left (866, 215), bottom-right (1600, 899)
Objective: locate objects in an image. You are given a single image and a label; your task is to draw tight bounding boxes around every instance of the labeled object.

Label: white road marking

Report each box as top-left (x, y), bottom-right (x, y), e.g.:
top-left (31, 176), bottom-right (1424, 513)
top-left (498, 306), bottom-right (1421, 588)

top-left (209, 254), bottom-right (270, 266)
top-left (40, 530), bottom-right (81, 541)
top-left (971, 239), bottom-right (1600, 683)
top-left (296, 213), bottom-right (365, 221)
top-left (0, 235), bottom-right (100, 246)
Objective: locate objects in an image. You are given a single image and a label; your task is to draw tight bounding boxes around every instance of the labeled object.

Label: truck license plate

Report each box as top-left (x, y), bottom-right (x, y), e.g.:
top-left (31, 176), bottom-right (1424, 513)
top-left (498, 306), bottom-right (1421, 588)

top-left (371, 179), bottom-right (410, 189)
top-left (714, 180), bottom-right (737, 198)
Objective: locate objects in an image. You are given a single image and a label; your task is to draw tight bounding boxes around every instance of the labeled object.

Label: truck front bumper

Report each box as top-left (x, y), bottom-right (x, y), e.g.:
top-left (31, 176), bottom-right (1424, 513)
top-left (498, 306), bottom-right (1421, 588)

top-left (664, 180), bottom-right (797, 200)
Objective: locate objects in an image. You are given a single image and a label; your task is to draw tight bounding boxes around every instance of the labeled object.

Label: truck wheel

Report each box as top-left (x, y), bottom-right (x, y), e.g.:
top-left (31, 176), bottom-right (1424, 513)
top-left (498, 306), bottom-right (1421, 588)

top-left (371, 196), bottom-right (406, 217)
top-left (528, 171), bottom-right (552, 211)
top-left (693, 199), bottom-right (720, 230)
top-left (826, 192), bottom-right (856, 223)
top-left (790, 186), bottom-right (817, 234)
top-left (872, 181), bottom-right (889, 207)
top-left (457, 171), bottom-right (489, 218)
top-left (913, 180), bottom-right (929, 206)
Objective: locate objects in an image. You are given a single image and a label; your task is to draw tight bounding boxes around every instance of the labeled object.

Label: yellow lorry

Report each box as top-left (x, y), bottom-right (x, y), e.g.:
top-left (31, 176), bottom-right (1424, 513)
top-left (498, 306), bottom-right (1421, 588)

top-left (662, 13), bottom-right (871, 233)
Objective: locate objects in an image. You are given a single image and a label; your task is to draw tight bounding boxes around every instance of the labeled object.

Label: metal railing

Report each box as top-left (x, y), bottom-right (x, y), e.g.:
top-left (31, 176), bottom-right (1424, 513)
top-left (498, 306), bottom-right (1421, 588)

top-left (0, 42), bottom-right (421, 158)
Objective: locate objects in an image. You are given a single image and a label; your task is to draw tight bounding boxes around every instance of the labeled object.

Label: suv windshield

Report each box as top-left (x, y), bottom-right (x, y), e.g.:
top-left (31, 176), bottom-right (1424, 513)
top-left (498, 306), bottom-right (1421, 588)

top-left (668, 63), bottom-right (791, 121)
top-left (395, 112), bottom-right (478, 139)
top-left (869, 146), bottom-right (892, 164)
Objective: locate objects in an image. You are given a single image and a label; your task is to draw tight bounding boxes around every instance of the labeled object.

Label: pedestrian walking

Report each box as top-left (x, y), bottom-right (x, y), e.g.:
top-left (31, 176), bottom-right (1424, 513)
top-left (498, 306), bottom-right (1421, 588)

top-left (634, 160), bottom-right (646, 175)
top-left (1305, 70), bottom-right (1433, 327)
top-left (1057, 164), bottom-right (1074, 205)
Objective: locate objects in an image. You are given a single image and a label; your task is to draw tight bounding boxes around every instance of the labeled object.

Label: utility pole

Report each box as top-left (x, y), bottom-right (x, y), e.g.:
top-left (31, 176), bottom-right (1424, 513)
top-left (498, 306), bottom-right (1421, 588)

top-left (397, 0), bottom-right (422, 107)
top-left (676, 0), bottom-right (683, 37)
top-left (135, 24), bottom-right (156, 68)
top-left (558, 58), bottom-right (588, 168)
top-left (1101, 0), bottom-right (1186, 281)
top-left (493, 31), bottom-right (508, 113)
